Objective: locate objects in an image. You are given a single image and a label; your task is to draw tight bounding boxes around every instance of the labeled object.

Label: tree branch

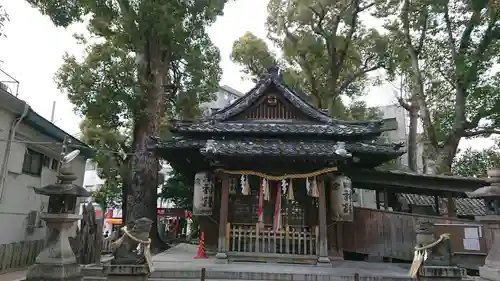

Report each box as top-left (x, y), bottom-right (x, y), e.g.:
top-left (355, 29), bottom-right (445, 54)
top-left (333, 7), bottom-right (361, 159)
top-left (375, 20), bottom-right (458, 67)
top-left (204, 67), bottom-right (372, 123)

top-left (338, 57), bottom-right (381, 92)
top-left (415, 6), bottom-right (428, 55)
top-left (336, 0), bottom-right (361, 72)
top-left (442, 2), bottom-right (458, 63)
top-left (464, 127), bottom-right (500, 137)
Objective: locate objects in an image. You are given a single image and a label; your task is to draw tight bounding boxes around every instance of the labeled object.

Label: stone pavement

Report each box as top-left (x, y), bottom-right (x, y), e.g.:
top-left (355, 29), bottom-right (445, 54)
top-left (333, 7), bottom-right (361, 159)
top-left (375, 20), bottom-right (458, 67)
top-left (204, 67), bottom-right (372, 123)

top-left (0, 269), bottom-right (26, 281)
top-left (152, 243), bottom-right (414, 280)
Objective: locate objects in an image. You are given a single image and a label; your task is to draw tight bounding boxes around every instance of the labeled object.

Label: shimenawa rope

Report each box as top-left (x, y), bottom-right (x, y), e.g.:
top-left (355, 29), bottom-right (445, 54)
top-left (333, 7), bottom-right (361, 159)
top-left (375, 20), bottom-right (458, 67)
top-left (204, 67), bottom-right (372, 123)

top-left (215, 167), bottom-right (338, 181)
top-left (408, 233), bottom-right (451, 277)
top-left (111, 226), bottom-right (154, 271)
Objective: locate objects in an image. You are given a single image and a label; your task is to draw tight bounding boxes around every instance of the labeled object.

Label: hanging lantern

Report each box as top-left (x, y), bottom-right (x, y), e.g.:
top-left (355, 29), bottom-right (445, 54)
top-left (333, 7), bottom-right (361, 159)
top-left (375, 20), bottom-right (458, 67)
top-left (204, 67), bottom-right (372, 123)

top-left (287, 179), bottom-right (294, 201)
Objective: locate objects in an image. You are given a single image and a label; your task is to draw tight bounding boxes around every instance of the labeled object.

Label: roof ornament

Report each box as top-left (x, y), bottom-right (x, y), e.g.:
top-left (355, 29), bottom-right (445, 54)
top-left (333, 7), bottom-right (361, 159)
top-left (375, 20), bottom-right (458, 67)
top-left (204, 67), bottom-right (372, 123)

top-left (267, 66), bottom-right (283, 80)
top-left (334, 142), bottom-right (352, 158)
top-left (202, 139), bottom-right (217, 154)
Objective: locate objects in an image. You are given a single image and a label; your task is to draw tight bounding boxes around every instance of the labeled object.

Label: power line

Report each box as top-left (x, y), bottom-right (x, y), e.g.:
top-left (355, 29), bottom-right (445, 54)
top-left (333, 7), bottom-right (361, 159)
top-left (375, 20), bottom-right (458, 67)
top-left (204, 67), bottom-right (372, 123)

top-left (0, 138), bottom-right (136, 156)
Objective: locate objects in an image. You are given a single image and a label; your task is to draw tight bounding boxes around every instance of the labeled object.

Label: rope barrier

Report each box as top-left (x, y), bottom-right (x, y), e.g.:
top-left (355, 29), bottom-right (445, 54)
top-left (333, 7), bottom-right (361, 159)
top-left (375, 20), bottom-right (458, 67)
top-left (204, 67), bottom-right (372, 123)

top-left (110, 226), bottom-right (154, 271)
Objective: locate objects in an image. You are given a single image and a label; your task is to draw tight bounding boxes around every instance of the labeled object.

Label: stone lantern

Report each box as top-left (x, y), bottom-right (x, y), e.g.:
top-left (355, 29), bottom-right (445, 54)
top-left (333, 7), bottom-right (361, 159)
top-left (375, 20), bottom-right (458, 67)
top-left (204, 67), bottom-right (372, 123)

top-left (24, 150), bottom-right (91, 281)
top-left (469, 168), bottom-right (500, 281)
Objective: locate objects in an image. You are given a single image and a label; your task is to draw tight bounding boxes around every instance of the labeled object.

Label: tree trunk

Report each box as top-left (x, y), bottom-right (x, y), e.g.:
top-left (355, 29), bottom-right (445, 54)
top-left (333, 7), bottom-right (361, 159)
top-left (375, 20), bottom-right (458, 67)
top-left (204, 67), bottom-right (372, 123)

top-left (424, 139), bottom-right (460, 175)
top-left (407, 104), bottom-right (418, 171)
top-left (126, 35), bottom-right (168, 251)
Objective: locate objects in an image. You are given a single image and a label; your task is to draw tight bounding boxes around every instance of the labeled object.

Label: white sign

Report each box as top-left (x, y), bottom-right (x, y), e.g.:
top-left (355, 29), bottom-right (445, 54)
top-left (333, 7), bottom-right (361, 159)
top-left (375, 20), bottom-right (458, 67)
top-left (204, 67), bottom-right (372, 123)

top-left (463, 238), bottom-right (480, 251)
top-left (332, 176), bottom-right (353, 222)
top-left (464, 227), bottom-right (479, 239)
top-left (193, 172), bottom-right (214, 216)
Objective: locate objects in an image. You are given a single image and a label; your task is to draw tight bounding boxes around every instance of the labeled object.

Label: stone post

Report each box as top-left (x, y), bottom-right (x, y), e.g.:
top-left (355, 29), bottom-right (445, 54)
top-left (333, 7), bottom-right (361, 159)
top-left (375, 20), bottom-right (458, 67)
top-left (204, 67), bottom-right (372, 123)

top-left (317, 180), bottom-right (331, 265)
top-left (102, 217), bottom-right (154, 281)
top-left (472, 168), bottom-right (500, 281)
top-left (414, 219), bottom-right (465, 281)
top-left (216, 173), bottom-right (229, 262)
top-left (24, 149), bottom-right (91, 281)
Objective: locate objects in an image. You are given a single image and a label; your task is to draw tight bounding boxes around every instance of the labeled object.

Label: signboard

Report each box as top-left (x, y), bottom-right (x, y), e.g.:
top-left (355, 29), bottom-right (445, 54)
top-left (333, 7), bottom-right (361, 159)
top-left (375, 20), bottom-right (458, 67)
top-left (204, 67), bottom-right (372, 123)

top-left (157, 208), bottom-right (166, 216)
top-left (331, 176), bottom-right (353, 222)
top-left (193, 172), bottom-right (214, 216)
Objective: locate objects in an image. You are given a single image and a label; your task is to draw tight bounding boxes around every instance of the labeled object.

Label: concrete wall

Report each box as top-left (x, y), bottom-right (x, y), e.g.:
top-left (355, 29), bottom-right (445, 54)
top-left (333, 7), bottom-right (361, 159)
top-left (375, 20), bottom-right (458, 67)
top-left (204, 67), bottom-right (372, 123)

top-left (0, 108), bottom-right (86, 245)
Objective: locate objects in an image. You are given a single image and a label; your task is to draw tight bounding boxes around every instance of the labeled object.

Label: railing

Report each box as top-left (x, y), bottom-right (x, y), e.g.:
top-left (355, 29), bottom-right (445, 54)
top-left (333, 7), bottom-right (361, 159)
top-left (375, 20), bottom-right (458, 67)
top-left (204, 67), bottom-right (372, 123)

top-left (0, 239), bottom-right (44, 273)
top-left (228, 223), bottom-right (318, 256)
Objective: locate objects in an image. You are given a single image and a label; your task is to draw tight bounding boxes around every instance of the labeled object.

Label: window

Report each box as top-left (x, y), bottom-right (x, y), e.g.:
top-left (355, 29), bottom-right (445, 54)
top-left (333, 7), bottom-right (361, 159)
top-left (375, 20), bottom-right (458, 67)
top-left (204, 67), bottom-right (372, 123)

top-left (85, 161), bottom-right (97, 171)
top-left (22, 149), bottom-right (43, 176)
top-left (42, 155), bottom-right (51, 168)
top-left (51, 159), bottom-right (59, 171)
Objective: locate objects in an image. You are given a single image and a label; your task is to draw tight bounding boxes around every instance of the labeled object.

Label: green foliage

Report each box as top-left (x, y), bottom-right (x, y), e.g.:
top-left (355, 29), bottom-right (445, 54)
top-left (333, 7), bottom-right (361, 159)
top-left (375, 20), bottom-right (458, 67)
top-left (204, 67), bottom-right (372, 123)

top-left (230, 0), bottom-right (390, 119)
top-left (378, 0), bottom-right (500, 172)
top-left (0, 4), bottom-right (8, 37)
top-left (92, 179), bottom-right (122, 211)
top-left (28, 0), bottom-right (228, 226)
top-left (161, 170), bottom-right (194, 210)
top-left (452, 147), bottom-right (500, 178)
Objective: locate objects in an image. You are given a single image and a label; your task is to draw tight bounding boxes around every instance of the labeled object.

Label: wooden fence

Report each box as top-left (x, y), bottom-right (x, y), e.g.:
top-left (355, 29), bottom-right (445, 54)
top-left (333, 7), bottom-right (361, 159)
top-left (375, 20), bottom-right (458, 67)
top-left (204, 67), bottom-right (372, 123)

top-left (0, 239), bottom-right (44, 274)
top-left (341, 207), bottom-right (488, 261)
top-left (228, 223), bottom-right (318, 256)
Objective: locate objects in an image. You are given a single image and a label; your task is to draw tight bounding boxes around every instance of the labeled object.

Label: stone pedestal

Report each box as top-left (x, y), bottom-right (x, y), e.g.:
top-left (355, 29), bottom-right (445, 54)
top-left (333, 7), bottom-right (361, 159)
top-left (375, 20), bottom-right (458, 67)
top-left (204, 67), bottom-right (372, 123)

top-left (478, 230), bottom-right (500, 281)
top-left (418, 266), bottom-right (466, 281)
top-left (24, 214), bottom-right (83, 281)
top-left (102, 264), bottom-right (150, 281)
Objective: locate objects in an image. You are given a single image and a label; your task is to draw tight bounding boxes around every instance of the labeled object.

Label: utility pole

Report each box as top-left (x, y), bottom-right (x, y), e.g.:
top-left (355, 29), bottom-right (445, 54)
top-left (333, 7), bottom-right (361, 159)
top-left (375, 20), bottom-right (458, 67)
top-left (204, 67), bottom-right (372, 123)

top-left (50, 101), bottom-right (56, 122)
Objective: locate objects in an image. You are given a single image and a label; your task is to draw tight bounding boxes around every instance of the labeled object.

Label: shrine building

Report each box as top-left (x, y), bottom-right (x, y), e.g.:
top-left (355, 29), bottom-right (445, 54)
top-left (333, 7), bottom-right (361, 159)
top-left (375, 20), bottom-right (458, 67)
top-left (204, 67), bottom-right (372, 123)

top-left (154, 67), bottom-right (491, 265)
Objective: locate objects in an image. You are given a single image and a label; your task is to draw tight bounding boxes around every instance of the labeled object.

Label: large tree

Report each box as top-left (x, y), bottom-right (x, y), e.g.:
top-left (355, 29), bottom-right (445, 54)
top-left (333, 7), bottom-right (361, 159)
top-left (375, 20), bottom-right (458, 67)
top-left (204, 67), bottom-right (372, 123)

top-left (452, 147), bottom-right (500, 178)
top-left (265, 0), bottom-right (391, 117)
top-left (28, 0), bottom-right (226, 248)
top-left (231, 31), bottom-right (383, 121)
top-left (379, 0), bottom-right (500, 174)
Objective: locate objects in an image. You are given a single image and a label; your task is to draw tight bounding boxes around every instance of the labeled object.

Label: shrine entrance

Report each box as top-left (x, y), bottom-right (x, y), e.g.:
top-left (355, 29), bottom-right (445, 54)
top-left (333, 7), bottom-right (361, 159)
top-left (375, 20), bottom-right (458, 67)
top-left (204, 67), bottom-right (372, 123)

top-left (227, 176), bottom-right (319, 258)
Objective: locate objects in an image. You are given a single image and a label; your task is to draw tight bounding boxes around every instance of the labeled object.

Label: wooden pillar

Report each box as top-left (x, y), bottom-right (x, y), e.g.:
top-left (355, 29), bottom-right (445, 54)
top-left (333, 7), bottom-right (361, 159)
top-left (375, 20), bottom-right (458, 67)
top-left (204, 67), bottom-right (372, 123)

top-left (216, 173), bottom-right (229, 260)
top-left (434, 196), bottom-right (440, 216)
top-left (383, 188), bottom-right (389, 210)
top-left (317, 180), bottom-right (330, 265)
top-left (375, 190), bottom-right (381, 210)
top-left (447, 193), bottom-right (456, 217)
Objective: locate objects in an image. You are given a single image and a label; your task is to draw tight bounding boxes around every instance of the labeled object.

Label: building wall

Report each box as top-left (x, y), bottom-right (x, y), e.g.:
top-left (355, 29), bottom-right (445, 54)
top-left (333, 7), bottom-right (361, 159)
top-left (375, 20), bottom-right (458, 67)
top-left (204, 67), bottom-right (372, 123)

top-left (200, 86), bottom-right (242, 116)
top-left (83, 160), bottom-right (104, 193)
top-left (0, 108), bottom-right (86, 245)
top-left (353, 104), bottom-right (423, 209)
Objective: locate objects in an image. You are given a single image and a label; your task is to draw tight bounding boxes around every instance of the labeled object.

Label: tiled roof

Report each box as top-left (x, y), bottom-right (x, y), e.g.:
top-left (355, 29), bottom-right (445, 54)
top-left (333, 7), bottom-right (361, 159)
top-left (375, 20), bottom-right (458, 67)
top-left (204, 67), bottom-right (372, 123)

top-left (170, 121), bottom-right (385, 137)
top-left (202, 68), bottom-right (384, 128)
top-left (398, 193), bottom-right (486, 216)
top-left (157, 137), bottom-right (405, 158)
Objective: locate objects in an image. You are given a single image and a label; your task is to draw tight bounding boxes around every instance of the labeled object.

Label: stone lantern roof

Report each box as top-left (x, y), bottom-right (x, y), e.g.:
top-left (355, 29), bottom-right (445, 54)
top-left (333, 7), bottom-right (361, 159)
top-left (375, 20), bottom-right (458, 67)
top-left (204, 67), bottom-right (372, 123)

top-left (33, 160), bottom-right (91, 198)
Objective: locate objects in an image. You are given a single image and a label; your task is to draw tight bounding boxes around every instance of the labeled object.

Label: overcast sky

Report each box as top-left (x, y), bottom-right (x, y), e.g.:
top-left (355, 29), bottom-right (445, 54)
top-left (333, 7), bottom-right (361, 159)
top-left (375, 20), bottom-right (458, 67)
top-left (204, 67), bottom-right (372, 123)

top-left (0, 0), bottom-right (493, 151)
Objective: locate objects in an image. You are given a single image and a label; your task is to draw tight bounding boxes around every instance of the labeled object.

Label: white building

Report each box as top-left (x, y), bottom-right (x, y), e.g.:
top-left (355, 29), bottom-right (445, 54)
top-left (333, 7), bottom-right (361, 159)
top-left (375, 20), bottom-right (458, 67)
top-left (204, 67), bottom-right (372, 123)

top-left (353, 104), bottom-right (424, 209)
top-left (83, 160), bottom-right (104, 193)
top-left (0, 85), bottom-right (92, 245)
top-left (200, 85), bottom-right (244, 116)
